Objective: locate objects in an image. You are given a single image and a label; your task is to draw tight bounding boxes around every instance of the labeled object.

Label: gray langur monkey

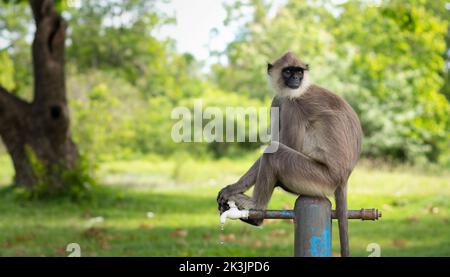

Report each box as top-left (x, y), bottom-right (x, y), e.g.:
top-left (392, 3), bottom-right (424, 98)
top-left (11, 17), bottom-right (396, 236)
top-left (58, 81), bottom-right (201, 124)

top-left (217, 51), bottom-right (363, 257)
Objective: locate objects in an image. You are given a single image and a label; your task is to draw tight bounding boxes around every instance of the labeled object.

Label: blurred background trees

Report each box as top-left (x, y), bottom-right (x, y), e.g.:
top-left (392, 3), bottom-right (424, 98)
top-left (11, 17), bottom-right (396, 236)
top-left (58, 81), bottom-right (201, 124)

top-left (0, 0), bottom-right (448, 257)
top-left (212, 0), bottom-right (450, 165)
top-left (1, 0), bottom-right (449, 173)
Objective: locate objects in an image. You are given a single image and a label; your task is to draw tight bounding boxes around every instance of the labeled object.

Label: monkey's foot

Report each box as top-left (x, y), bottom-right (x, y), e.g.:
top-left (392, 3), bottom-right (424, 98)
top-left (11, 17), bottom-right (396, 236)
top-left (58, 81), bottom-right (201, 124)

top-left (218, 192), bottom-right (264, 226)
top-left (240, 217), bottom-right (263, 226)
top-left (217, 185), bottom-right (240, 213)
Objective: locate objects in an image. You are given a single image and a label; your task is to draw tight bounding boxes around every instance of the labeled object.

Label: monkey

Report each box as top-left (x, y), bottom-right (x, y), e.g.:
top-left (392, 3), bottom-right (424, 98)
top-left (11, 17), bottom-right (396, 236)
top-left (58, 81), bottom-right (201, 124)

top-left (217, 51), bottom-right (362, 257)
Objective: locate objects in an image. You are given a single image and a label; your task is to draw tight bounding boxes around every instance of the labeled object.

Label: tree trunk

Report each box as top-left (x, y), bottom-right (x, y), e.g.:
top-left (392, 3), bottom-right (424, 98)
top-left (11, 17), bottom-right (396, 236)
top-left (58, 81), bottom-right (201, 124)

top-left (0, 0), bottom-right (78, 191)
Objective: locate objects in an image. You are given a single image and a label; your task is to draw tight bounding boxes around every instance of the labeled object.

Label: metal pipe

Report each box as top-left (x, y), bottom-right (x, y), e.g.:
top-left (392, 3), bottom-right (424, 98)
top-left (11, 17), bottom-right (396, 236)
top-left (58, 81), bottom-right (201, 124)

top-left (220, 196), bottom-right (381, 257)
top-left (294, 196), bottom-right (332, 257)
top-left (231, 197), bottom-right (381, 257)
top-left (248, 208), bottom-right (381, 220)
top-left (248, 209), bottom-right (294, 219)
top-left (334, 208), bottom-right (382, 221)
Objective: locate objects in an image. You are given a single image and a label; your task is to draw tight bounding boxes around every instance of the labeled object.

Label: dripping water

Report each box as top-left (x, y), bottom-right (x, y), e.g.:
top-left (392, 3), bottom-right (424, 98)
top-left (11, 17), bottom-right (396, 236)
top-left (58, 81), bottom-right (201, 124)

top-left (219, 223), bottom-right (225, 245)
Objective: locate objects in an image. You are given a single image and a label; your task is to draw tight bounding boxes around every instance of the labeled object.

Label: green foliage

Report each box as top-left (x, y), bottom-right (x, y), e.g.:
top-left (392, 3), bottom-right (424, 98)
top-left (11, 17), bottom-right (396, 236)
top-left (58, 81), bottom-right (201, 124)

top-left (15, 146), bottom-right (97, 200)
top-left (423, 0), bottom-right (450, 101)
top-left (0, 50), bottom-right (14, 90)
top-left (334, 1), bottom-right (450, 163)
top-left (211, 0), bottom-right (450, 164)
top-left (0, 2), bottom-right (32, 97)
top-left (68, 66), bottom-right (268, 160)
top-left (212, 1), bottom-right (343, 99)
top-left (1, 0), bottom-right (449, 169)
top-left (69, 70), bottom-right (130, 160)
top-left (65, 0), bottom-right (176, 95)
top-left (68, 68), bottom-right (178, 159)
top-left (61, 155), bottom-right (98, 200)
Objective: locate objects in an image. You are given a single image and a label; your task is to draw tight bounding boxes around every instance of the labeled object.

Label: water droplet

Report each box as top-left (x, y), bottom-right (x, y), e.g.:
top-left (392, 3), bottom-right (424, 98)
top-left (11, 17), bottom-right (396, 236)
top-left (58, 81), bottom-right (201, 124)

top-left (219, 223), bottom-right (225, 245)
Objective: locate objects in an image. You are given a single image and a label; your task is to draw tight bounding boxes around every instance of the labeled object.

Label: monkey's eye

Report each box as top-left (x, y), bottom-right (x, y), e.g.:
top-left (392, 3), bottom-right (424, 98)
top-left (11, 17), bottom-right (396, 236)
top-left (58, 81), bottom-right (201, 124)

top-left (283, 70), bottom-right (291, 78)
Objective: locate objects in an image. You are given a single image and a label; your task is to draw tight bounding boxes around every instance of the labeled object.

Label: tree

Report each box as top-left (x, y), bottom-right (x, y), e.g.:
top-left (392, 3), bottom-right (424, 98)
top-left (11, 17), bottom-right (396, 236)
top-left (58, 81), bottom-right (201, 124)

top-left (65, 0), bottom-right (171, 90)
top-left (211, 0), bottom-right (343, 100)
top-left (333, 0), bottom-right (449, 163)
top-left (0, 0), bottom-right (79, 192)
top-left (423, 0), bottom-right (450, 101)
top-left (211, 0), bottom-right (450, 164)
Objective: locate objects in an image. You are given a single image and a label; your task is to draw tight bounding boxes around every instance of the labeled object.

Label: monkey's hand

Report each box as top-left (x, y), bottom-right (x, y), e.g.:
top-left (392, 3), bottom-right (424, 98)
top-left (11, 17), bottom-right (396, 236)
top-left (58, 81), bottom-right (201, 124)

top-left (217, 185), bottom-right (237, 214)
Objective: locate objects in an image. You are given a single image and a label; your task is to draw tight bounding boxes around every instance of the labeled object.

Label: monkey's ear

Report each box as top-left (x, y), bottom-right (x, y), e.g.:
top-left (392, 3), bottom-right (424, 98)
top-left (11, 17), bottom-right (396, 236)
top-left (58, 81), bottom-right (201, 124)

top-left (267, 63), bottom-right (273, 74)
top-left (305, 64), bottom-right (310, 71)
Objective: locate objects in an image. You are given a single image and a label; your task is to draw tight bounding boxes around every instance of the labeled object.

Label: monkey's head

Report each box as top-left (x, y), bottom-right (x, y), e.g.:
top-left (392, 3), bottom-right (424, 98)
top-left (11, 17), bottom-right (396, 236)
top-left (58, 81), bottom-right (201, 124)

top-left (267, 51), bottom-right (311, 98)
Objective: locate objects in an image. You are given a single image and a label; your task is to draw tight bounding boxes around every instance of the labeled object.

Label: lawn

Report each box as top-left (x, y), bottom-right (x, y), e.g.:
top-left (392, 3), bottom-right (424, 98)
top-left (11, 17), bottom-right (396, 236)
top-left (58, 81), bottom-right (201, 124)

top-left (0, 155), bottom-right (449, 257)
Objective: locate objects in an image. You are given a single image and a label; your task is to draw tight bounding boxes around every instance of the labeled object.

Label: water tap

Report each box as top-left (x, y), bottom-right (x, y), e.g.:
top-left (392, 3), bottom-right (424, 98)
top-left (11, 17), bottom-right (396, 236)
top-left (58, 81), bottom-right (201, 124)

top-left (220, 201), bottom-right (249, 225)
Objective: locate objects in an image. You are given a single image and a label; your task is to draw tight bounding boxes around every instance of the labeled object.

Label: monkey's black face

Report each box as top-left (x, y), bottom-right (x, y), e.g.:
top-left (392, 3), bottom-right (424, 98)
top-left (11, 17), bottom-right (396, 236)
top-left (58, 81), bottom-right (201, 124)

top-left (282, 66), bottom-right (303, 89)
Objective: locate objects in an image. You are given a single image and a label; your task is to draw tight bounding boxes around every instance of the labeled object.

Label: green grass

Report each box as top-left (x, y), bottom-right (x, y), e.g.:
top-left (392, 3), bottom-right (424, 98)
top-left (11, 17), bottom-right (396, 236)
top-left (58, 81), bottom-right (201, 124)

top-left (0, 155), bottom-right (449, 256)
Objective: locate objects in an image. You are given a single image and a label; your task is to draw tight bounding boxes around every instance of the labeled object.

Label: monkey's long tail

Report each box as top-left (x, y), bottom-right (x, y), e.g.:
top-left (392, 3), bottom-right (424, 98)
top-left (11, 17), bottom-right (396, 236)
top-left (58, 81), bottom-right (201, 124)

top-left (334, 184), bottom-right (349, 257)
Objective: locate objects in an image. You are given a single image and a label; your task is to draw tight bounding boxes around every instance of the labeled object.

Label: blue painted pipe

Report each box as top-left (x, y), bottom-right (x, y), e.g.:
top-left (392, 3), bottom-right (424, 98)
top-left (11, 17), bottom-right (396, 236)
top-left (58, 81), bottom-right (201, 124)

top-left (245, 197), bottom-right (380, 257)
top-left (294, 196), bottom-right (332, 257)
